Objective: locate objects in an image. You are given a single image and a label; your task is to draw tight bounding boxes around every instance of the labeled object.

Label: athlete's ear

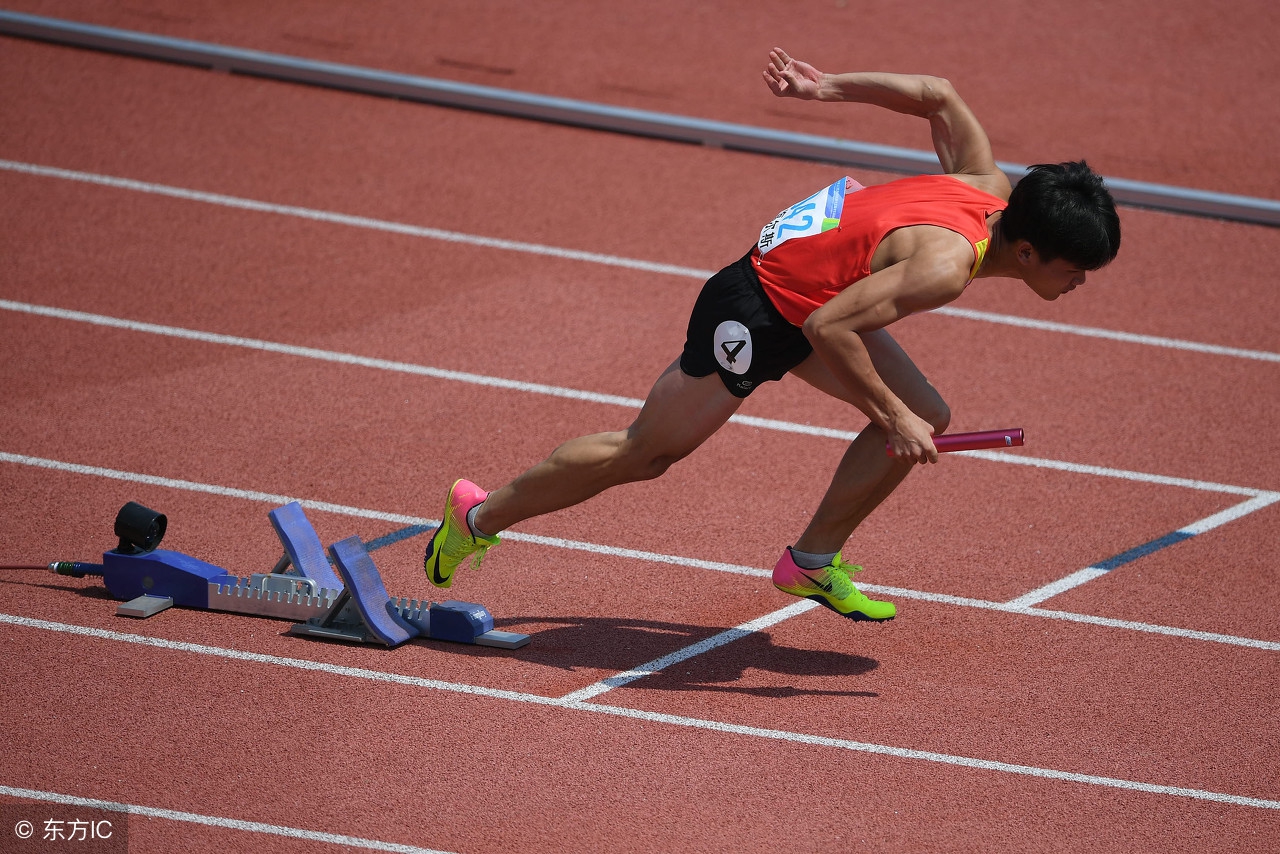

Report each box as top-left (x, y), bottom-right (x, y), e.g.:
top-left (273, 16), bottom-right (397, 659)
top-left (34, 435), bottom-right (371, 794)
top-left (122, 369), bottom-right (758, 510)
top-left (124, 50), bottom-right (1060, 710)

top-left (1015, 241), bottom-right (1036, 265)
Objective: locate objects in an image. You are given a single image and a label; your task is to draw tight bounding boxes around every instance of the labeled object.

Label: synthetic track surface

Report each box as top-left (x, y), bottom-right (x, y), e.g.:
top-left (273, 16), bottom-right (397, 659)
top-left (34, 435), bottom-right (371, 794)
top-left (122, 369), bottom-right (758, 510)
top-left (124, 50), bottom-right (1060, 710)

top-left (2, 4), bottom-right (1277, 853)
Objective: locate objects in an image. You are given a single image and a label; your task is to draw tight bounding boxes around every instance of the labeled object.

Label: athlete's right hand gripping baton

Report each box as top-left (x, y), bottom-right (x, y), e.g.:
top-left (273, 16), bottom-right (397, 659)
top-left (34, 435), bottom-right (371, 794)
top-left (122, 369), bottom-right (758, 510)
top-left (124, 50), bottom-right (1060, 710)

top-left (886, 428), bottom-right (1024, 456)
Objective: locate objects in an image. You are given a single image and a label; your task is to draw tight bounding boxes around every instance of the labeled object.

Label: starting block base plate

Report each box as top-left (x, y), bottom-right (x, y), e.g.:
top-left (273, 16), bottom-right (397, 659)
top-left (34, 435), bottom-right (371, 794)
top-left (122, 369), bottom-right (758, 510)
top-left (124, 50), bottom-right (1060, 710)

top-left (473, 630), bottom-right (531, 650)
top-left (285, 623), bottom-right (374, 645)
top-left (285, 622), bottom-right (529, 649)
top-left (117, 594), bottom-right (174, 618)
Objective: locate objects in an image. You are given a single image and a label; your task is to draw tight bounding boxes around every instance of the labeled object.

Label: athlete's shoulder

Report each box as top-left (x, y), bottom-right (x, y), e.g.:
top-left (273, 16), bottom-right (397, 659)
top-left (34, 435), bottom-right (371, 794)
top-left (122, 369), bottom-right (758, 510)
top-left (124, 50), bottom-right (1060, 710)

top-left (860, 173), bottom-right (1008, 205)
top-left (873, 222), bottom-right (980, 282)
top-left (942, 171), bottom-right (1012, 203)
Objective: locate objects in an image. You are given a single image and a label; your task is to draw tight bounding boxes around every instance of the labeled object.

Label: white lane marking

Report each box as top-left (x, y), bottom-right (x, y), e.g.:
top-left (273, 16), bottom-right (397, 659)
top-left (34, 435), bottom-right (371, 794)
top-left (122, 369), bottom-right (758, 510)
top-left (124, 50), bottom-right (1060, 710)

top-left (951, 448), bottom-right (1274, 497)
top-left (858, 579), bottom-right (1280, 651)
top-left (934, 306), bottom-right (1280, 363)
top-left (3, 158), bottom-right (1278, 363)
top-left (1178, 491), bottom-right (1280, 534)
top-left (565, 703), bottom-right (1280, 810)
top-left (0, 159), bottom-right (708, 279)
top-left (3, 450), bottom-right (1277, 650)
top-left (1008, 492), bottom-right (1280, 607)
top-left (0, 298), bottom-right (650, 409)
top-left (0, 450), bottom-right (425, 526)
top-left (1, 614), bottom-right (1275, 810)
top-left (2, 300), bottom-right (1273, 500)
top-left (559, 599), bottom-right (820, 703)
top-left (1005, 568), bottom-right (1111, 608)
top-left (0, 784), bottom-right (460, 853)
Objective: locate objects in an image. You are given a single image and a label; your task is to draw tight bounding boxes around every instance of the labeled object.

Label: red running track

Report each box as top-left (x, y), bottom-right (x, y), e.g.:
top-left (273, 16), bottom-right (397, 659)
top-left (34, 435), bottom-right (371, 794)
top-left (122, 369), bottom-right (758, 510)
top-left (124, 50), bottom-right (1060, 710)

top-left (1, 3), bottom-right (1278, 853)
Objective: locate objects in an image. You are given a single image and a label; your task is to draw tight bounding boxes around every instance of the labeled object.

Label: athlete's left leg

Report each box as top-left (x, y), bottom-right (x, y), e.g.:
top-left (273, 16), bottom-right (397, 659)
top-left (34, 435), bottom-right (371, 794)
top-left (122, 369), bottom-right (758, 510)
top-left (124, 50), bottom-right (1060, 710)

top-left (424, 360), bottom-right (741, 589)
top-left (472, 359), bottom-right (742, 535)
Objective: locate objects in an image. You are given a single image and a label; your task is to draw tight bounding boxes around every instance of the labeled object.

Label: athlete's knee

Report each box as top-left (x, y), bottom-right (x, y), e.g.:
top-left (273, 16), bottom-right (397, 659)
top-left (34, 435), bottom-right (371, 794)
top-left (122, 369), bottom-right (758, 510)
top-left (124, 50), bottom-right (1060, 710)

top-left (619, 444), bottom-right (688, 482)
top-left (909, 389), bottom-right (950, 434)
top-left (610, 428), bottom-right (699, 482)
top-left (926, 398), bottom-right (951, 434)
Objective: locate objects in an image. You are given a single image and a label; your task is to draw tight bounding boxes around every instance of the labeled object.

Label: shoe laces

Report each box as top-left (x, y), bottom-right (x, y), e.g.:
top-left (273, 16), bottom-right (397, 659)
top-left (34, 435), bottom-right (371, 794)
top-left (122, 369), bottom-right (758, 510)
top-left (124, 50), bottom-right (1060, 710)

top-left (466, 540), bottom-right (494, 571)
top-left (827, 554), bottom-right (866, 600)
top-left (441, 528), bottom-right (496, 571)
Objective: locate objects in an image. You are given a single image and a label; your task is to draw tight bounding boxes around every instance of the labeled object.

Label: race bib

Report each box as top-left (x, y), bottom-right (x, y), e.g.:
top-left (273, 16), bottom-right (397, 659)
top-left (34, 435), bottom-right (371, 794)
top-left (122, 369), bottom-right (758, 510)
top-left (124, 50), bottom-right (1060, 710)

top-left (757, 177), bottom-right (860, 255)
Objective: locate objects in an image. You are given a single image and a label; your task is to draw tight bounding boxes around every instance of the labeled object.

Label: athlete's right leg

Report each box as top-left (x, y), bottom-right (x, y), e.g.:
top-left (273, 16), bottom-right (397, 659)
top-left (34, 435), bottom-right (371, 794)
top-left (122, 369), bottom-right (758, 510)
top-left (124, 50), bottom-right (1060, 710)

top-left (475, 360), bottom-right (742, 534)
top-left (424, 360), bottom-right (741, 587)
top-left (788, 328), bottom-right (950, 554)
top-left (770, 328), bottom-right (949, 621)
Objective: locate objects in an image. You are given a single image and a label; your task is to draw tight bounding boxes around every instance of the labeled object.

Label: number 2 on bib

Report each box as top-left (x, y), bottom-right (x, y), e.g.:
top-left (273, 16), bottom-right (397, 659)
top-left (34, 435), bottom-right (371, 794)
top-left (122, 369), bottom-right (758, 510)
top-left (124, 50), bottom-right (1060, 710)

top-left (757, 176), bottom-right (862, 256)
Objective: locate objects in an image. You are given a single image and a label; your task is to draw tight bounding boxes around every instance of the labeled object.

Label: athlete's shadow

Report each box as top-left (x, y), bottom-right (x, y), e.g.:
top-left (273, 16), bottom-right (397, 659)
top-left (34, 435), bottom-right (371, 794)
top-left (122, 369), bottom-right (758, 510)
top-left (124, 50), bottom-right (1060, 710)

top-left (2, 578), bottom-right (877, 697)
top-left (484, 615), bottom-right (881, 698)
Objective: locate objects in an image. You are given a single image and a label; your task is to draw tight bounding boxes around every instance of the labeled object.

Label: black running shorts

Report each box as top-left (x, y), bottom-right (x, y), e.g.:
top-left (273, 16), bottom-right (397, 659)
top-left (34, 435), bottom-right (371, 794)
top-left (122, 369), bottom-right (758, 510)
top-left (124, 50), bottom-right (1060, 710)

top-left (679, 250), bottom-right (813, 398)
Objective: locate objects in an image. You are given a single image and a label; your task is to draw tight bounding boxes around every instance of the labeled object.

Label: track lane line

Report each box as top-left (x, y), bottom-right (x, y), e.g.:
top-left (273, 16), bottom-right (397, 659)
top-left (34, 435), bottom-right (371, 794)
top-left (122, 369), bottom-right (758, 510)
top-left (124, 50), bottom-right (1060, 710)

top-left (1, 300), bottom-right (1273, 498)
top-left (0, 784), bottom-right (458, 853)
top-left (558, 599), bottom-right (820, 703)
top-left (3, 158), bottom-right (1278, 363)
top-left (0, 159), bottom-right (709, 279)
top-left (950, 449), bottom-right (1271, 497)
top-left (7, 294), bottom-right (1278, 607)
top-left (1, 614), bottom-right (1275, 810)
top-left (936, 306), bottom-right (1280, 363)
top-left (1008, 492), bottom-right (1280, 607)
top-left (2, 450), bottom-right (1276, 650)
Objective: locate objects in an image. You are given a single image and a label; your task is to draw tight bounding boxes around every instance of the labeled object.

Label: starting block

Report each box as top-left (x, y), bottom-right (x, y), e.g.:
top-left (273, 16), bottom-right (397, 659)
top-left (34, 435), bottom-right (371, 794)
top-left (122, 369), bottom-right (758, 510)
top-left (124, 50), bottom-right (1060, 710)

top-left (286, 536), bottom-right (529, 649)
top-left (56, 500), bottom-right (529, 651)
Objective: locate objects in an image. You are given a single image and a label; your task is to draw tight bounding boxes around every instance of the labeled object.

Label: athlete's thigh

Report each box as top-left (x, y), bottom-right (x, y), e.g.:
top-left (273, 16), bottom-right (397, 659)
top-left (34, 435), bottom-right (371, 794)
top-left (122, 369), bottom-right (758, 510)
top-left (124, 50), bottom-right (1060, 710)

top-left (789, 329), bottom-right (947, 417)
top-left (627, 360), bottom-right (743, 459)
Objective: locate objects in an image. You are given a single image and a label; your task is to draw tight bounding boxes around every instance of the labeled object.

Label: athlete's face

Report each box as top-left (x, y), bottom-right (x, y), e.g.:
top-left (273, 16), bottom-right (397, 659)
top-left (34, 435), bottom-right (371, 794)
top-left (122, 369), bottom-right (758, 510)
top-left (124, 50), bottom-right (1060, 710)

top-left (1021, 249), bottom-right (1087, 301)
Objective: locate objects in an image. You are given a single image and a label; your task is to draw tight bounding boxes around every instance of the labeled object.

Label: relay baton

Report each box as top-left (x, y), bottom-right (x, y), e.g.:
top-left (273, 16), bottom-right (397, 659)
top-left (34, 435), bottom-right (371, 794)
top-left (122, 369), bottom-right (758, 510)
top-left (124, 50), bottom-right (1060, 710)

top-left (886, 428), bottom-right (1024, 457)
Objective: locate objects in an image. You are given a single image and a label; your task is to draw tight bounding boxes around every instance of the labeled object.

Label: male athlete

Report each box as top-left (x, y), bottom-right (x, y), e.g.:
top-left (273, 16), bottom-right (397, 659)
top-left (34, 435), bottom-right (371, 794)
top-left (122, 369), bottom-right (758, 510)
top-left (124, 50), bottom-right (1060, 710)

top-left (422, 48), bottom-right (1121, 621)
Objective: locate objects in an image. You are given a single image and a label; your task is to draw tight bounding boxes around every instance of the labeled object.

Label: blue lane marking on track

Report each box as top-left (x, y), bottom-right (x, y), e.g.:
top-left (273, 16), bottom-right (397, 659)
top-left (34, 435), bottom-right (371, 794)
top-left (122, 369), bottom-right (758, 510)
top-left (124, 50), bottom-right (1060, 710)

top-left (363, 524), bottom-right (433, 553)
top-left (1093, 530), bottom-right (1196, 572)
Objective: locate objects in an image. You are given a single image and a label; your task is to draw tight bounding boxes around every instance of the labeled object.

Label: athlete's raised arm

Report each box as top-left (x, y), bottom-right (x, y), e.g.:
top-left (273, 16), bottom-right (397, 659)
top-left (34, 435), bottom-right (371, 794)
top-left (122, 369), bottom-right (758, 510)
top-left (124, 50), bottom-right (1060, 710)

top-left (763, 48), bottom-right (1006, 191)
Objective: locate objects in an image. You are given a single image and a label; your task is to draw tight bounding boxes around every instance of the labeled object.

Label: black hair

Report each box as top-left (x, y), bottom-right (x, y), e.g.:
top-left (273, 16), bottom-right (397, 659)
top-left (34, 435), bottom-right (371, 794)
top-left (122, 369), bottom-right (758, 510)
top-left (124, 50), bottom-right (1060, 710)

top-left (999, 161), bottom-right (1121, 270)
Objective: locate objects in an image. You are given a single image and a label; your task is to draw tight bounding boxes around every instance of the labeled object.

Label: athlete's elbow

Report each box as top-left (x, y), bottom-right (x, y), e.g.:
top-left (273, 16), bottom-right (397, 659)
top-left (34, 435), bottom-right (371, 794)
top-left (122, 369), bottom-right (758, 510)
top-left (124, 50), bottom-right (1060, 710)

top-left (802, 312), bottom-right (833, 347)
top-left (802, 313), bottom-right (853, 357)
top-left (804, 302), bottom-right (874, 342)
top-left (918, 75), bottom-right (956, 114)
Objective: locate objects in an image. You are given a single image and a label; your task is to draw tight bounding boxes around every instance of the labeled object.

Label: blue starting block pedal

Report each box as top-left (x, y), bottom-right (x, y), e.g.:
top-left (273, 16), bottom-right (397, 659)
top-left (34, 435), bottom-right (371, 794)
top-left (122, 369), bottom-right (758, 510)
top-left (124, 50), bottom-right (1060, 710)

top-left (267, 501), bottom-right (343, 592)
top-left (286, 536), bottom-right (530, 650)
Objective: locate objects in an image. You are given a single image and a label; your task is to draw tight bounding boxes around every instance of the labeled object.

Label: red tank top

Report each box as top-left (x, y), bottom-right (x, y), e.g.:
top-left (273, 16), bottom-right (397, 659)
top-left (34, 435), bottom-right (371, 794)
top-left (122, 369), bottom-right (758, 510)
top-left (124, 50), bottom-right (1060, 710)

top-left (752, 174), bottom-right (1005, 326)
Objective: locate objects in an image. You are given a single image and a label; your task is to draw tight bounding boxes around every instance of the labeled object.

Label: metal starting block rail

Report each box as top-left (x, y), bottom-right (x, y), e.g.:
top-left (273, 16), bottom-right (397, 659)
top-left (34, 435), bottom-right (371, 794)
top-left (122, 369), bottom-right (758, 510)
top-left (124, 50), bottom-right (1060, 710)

top-left (52, 500), bottom-right (529, 651)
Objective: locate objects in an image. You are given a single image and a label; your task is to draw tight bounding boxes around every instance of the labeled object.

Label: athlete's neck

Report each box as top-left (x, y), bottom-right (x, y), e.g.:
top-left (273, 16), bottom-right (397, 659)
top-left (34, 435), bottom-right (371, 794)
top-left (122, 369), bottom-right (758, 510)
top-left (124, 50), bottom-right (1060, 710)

top-left (974, 213), bottom-right (1020, 280)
